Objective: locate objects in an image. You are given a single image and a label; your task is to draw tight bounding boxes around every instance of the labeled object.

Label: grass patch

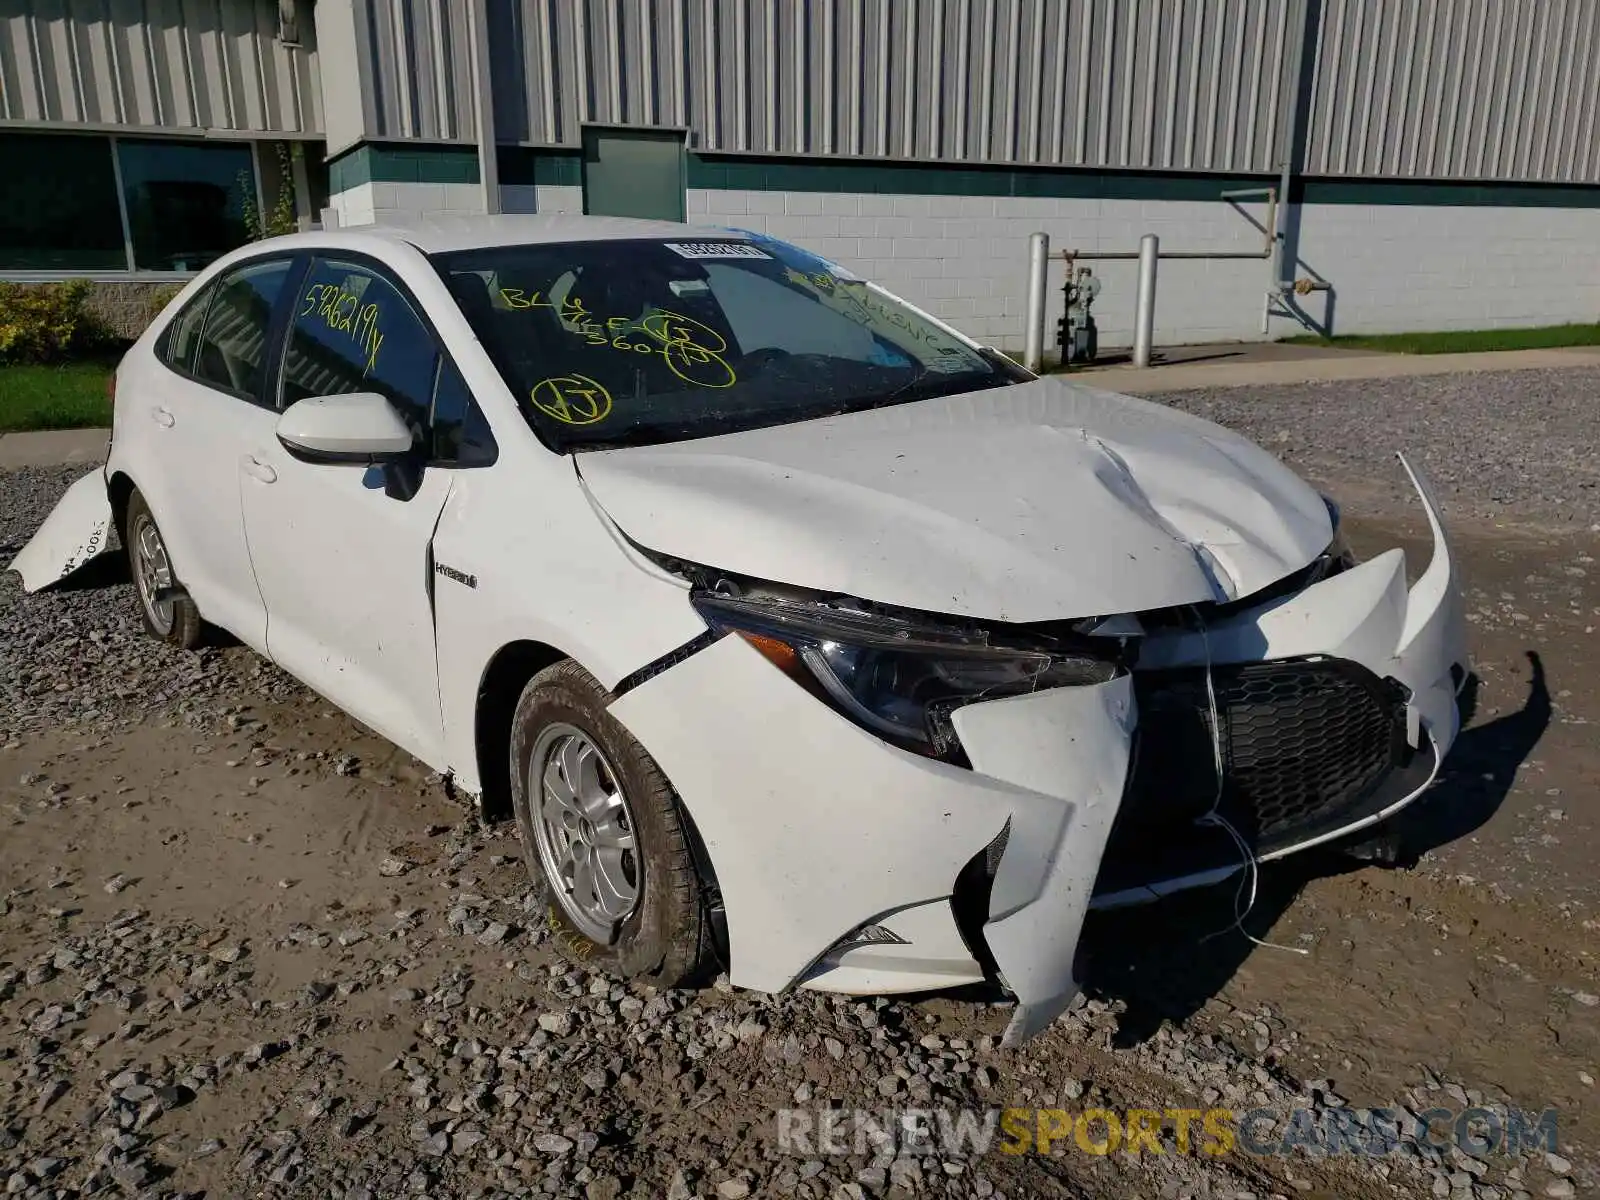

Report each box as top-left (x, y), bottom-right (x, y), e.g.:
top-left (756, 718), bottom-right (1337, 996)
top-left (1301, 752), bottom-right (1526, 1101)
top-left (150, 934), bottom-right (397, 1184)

top-left (1282, 323), bottom-right (1600, 355)
top-left (0, 362), bottom-right (115, 432)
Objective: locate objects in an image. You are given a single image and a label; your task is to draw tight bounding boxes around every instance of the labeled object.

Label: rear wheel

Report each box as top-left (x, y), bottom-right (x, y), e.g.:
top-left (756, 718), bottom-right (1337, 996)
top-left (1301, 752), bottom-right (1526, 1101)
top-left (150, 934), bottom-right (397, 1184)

top-left (125, 490), bottom-right (203, 649)
top-left (509, 660), bottom-right (713, 985)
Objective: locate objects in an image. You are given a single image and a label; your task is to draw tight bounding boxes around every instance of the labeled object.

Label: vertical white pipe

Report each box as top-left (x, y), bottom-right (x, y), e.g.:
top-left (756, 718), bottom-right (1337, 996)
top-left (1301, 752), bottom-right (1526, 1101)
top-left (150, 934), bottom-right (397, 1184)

top-left (1133, 233), bottom-right (1159, 368)
top-left (1023, 231), bottom-right (1050, 373)
top-left (466, 0), bottom-right (500, 213)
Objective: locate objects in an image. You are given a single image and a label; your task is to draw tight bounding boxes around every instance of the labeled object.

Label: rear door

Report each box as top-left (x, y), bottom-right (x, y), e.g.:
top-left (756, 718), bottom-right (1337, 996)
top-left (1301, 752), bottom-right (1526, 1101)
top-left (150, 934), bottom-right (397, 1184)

top-left (239, 255), bottom-right (456, 768)
top-left (130, 256), bottom-right (298, 650)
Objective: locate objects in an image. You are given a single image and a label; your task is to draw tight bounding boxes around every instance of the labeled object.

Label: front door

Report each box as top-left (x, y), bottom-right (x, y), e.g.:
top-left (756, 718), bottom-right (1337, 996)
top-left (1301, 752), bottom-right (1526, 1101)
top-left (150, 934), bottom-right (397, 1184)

top-left (239, 256), bottom-right (452, 768)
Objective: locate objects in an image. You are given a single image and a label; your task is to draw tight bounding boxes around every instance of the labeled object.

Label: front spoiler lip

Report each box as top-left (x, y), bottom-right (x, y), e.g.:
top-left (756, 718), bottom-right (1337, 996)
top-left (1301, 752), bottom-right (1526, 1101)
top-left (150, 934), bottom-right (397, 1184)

top-left (1087, 731), bottom-right (1442, 910)
top-left (997, 727), bottom-right (1446, 1045)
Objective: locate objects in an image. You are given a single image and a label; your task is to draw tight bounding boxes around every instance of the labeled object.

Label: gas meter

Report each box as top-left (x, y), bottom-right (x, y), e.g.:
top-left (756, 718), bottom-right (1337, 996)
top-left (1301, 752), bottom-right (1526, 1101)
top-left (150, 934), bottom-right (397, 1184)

top-left (1056, 266), bottom-right (1100, 365)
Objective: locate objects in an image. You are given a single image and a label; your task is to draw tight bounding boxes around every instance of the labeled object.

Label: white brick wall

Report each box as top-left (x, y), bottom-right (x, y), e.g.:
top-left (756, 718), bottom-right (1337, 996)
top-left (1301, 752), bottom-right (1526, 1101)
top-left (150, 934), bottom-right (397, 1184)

top-left (533, 185), bottom-right (584, 214)
top-left (334, 180), bottom-right (1600, 350)
top-left (690, 187), bottom-right (1600, 351)
top-left (1294, 203), bottom-right (1600, 335)
top-left (330, 181), bottom-right (487, 227)
top-left (328, 182), bottom-right (374, 228)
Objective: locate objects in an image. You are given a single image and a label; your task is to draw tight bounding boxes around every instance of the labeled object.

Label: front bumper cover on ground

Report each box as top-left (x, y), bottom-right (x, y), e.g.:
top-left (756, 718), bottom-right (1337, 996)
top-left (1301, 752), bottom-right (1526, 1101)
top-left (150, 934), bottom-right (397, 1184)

top-left (610, 454), bottom-right (1466, 1045)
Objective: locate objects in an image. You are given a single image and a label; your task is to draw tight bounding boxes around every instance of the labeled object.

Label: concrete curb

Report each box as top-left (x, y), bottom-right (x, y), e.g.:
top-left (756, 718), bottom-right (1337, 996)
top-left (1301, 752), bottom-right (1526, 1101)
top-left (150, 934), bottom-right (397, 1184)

top-left (1084, 344), bottom-right (1600, 394)
top-left (0, 428), bottom-right (110, 470)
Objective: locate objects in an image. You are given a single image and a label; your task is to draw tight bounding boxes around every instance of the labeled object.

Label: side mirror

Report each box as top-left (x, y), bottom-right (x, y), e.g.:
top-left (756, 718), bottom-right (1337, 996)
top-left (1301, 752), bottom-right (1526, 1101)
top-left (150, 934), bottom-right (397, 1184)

top-left (276, 392), bottom-right (415, 464)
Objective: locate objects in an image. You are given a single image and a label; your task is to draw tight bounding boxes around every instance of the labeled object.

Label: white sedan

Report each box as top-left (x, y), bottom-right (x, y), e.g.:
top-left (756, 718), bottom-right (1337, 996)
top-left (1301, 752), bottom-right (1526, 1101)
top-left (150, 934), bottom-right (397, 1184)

top-left (12, 216), bottom-right (1467, 1043)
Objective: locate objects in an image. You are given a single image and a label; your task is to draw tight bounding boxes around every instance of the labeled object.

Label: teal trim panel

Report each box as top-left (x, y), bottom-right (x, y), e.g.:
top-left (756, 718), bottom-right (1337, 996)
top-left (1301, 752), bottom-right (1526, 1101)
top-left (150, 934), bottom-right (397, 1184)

top-left (497, 147), bottom-right (582, 187)
top-left (685, 154), bottom-right (1600, 208)
top-left (329, 143), bottom-right (480, 191)
top-left (329, 141), bottom-right (1600, 210)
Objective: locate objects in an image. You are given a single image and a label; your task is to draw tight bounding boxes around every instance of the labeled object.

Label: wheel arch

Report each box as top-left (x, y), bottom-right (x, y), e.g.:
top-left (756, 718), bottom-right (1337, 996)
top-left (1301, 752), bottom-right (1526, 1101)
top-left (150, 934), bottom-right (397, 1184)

top-left (471, 636), bottom-right (729, 967)
top-left (108, 470), bottom-right (137, 539)
top-left (473, 639), bottom-right (569, 822)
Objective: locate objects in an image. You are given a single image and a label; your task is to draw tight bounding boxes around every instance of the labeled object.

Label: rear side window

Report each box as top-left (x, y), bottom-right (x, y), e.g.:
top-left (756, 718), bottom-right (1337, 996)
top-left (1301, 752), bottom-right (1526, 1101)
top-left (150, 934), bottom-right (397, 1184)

top-left (191, 259), bottom-right (293, 401)
top-left (160, 286), bottom-right (214, 374)
top-left (281, 258), bottom-right (438, 439)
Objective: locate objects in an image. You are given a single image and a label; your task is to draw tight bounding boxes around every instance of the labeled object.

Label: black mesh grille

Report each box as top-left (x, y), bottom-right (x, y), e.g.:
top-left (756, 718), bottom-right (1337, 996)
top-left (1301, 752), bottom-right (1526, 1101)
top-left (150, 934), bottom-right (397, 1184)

top-left (1098, 658), bottom-right (1409, 889)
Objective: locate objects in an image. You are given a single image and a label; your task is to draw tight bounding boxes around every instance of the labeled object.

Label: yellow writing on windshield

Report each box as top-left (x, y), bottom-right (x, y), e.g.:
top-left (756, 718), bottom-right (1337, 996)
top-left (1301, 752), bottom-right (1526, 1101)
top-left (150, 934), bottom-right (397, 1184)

top-left (530, 374), bottom-right (613, 425)
top-left (501, 287), bottom-right (738, 388)
top-left (637, 310), bottom-right (736, 388)
top-left (783, 267), bottom-right (958, 355)
top-left (302, 281), bottom-right (384, 374)
top-left (499, 288), bottom-right (592, 324)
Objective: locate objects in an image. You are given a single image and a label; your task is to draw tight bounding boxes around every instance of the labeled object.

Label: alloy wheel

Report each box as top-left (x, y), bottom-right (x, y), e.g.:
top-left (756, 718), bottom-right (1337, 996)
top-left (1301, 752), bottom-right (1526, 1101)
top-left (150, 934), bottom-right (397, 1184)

top-left (528, 722), bottom-right (641, 943)
top-left (131, 513), bottom-right (175, 636)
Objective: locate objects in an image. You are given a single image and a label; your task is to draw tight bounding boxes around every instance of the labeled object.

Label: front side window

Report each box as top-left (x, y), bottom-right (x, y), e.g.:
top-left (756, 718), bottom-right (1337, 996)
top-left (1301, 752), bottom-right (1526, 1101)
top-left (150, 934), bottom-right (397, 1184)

top-left (433, 236), bottom-right (1023, 451)
top-left (191, 259), bottom-right (294, 401)
top-left (280, 259), bottom-right (438, 440)
top-left (431, 357), bottom-right (498, 466)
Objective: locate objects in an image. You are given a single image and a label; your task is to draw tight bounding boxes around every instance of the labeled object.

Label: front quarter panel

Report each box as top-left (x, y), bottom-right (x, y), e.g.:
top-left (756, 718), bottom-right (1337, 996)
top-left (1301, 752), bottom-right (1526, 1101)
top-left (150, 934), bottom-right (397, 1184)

top-left (608, 633), bottom-right (1071, 996)
top-left (429, 452), bottom-right (708, 796)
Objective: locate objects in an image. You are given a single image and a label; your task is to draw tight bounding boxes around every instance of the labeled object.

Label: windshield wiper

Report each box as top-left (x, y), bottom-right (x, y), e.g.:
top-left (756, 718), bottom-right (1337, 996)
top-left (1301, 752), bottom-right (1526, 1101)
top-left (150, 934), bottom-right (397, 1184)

top-left (975, 345), bottom-right (1033, 380)
top-left (560, 427), bottom-right (679, 452)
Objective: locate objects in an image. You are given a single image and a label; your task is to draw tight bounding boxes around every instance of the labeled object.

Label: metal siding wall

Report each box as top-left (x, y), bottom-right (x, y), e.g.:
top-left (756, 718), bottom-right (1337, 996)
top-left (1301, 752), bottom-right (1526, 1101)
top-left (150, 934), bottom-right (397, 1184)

top-left (0, 0), bottom-right (320, 132)
top-left (1305, 0), bottom-right (1600, 183)
top-left (349, 0), bottom-right (1600, 183)
top-left (480, 0), bottom-right (1294, 172)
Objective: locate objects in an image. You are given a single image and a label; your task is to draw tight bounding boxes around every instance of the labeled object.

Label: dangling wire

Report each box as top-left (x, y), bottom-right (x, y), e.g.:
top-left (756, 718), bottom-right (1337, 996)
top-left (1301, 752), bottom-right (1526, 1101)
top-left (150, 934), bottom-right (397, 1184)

top-left (1189, 606), bottom-right (1310, 957)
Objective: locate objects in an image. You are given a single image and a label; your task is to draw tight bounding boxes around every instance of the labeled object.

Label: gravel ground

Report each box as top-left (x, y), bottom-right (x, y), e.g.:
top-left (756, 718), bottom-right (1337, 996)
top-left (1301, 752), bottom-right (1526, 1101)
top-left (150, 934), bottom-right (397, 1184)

top-left (1, 422), bottom-right (1596, 1200)
top-left (1147, 366), bottom-right (1600, 530)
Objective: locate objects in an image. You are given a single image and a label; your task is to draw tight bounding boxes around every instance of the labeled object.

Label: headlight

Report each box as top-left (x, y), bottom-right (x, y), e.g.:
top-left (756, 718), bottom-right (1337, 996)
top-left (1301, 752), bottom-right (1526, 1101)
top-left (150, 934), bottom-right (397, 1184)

top-left (692, 590), bottom-right (1124, 758)
top-left (1322, 495), bottom-right (1357, 572)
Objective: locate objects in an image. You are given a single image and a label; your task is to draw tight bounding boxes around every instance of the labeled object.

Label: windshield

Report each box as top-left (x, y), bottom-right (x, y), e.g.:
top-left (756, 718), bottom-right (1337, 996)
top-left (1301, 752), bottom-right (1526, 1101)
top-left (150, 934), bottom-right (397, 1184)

top-left (431, 234), bottom-right (1025, 450)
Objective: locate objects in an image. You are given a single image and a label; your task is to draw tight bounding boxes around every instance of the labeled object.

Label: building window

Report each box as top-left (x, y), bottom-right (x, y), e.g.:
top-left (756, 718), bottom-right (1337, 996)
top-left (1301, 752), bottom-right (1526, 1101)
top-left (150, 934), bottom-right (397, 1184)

top-left (0, 131), bottom-right (287, 276)
top-left (0, 133), bottom-right (125, 270)
top-left (118, 139), bottom-right (255, 272)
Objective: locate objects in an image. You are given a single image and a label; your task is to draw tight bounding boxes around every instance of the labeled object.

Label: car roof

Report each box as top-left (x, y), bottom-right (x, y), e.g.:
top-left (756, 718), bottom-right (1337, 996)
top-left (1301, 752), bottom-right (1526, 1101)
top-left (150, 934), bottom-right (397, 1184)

top-left (298, 214), bottom-right (746, 255)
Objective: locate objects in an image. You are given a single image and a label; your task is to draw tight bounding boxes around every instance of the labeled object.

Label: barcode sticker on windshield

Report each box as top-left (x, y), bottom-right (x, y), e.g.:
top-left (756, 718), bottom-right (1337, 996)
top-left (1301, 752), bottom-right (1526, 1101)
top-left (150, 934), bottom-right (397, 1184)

top-left (665, 242), bottom-right (772, 260)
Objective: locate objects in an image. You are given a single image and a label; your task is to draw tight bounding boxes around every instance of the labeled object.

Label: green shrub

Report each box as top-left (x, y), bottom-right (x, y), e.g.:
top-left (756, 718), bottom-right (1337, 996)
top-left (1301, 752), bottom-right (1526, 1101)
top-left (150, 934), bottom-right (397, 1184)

top-left (0, 279), bottom-right (101, 365)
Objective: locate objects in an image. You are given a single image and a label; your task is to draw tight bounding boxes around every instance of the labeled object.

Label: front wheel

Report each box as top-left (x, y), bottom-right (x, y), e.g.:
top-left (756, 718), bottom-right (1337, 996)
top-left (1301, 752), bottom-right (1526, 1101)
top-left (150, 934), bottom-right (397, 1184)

top-left (125, 490), bottom-right (204, 649)
top-left (509, 661), bottom-right (714, 985)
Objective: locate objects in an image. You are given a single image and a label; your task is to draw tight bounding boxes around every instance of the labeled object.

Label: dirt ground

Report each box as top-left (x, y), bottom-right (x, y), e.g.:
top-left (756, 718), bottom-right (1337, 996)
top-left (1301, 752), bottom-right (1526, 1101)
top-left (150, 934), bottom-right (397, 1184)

top-left (1, 396), bottom-right (1596, 1198)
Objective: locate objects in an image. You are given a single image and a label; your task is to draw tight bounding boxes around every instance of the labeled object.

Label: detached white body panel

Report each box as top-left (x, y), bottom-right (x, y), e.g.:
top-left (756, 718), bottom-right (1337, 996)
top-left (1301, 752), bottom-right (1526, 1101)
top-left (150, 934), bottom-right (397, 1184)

top-left (7, 217), bottom-right (1468, 1045)
top-left (7, 469), bottom-right (114, 590)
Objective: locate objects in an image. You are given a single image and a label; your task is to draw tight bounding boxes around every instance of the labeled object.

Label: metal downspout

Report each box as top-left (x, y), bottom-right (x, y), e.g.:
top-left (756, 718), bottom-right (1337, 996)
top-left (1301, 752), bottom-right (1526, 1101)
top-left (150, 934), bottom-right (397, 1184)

top-left (466, 0), bottom-right (501, 215)
top-left (1273, 0), bottom-right (1318, 298)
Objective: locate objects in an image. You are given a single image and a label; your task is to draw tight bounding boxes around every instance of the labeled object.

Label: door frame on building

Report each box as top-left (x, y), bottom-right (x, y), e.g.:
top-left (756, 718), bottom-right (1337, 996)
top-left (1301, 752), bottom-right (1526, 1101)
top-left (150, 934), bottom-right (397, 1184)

top-left (579, 124), bottom-right (688, 222)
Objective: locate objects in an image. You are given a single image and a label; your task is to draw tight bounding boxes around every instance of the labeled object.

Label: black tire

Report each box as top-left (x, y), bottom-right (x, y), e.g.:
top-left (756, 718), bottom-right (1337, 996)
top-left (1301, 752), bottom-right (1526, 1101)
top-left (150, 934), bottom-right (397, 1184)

top-left (124, 489), bottom-right (204, 650)
top-left (509, 660), bottom-right (713, 985)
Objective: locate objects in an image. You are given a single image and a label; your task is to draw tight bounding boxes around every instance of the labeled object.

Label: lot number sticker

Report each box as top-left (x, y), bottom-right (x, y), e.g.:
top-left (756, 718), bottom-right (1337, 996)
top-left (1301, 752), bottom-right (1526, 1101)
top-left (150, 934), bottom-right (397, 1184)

top-left (664, 242), bottom-right (772, 260)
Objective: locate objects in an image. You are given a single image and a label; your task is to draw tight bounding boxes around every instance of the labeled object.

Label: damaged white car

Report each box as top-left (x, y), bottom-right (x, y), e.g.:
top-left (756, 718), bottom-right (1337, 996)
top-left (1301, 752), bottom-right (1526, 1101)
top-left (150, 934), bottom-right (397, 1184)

top-left (11, 216), bottom-right (1466, 1044)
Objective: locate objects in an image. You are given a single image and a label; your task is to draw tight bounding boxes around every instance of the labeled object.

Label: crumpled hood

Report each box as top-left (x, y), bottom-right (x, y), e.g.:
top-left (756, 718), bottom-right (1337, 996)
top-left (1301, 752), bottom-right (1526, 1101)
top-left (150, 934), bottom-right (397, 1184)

top-left (576, 376), bottom-right (1332, 622)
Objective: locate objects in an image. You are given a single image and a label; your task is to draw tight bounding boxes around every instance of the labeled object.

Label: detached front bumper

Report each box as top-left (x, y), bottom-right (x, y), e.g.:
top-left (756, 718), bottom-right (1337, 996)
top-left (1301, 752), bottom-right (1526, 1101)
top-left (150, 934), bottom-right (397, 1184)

top-left (609, 455), bottom-right (1466, 1045)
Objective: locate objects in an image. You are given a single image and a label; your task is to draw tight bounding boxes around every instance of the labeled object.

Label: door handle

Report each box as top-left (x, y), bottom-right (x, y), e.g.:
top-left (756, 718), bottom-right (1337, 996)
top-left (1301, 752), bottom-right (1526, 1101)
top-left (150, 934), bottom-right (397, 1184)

top-left (151, 406), bottom-right (174, 428)
top-left (241, 455), bottom-right (278, 484)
